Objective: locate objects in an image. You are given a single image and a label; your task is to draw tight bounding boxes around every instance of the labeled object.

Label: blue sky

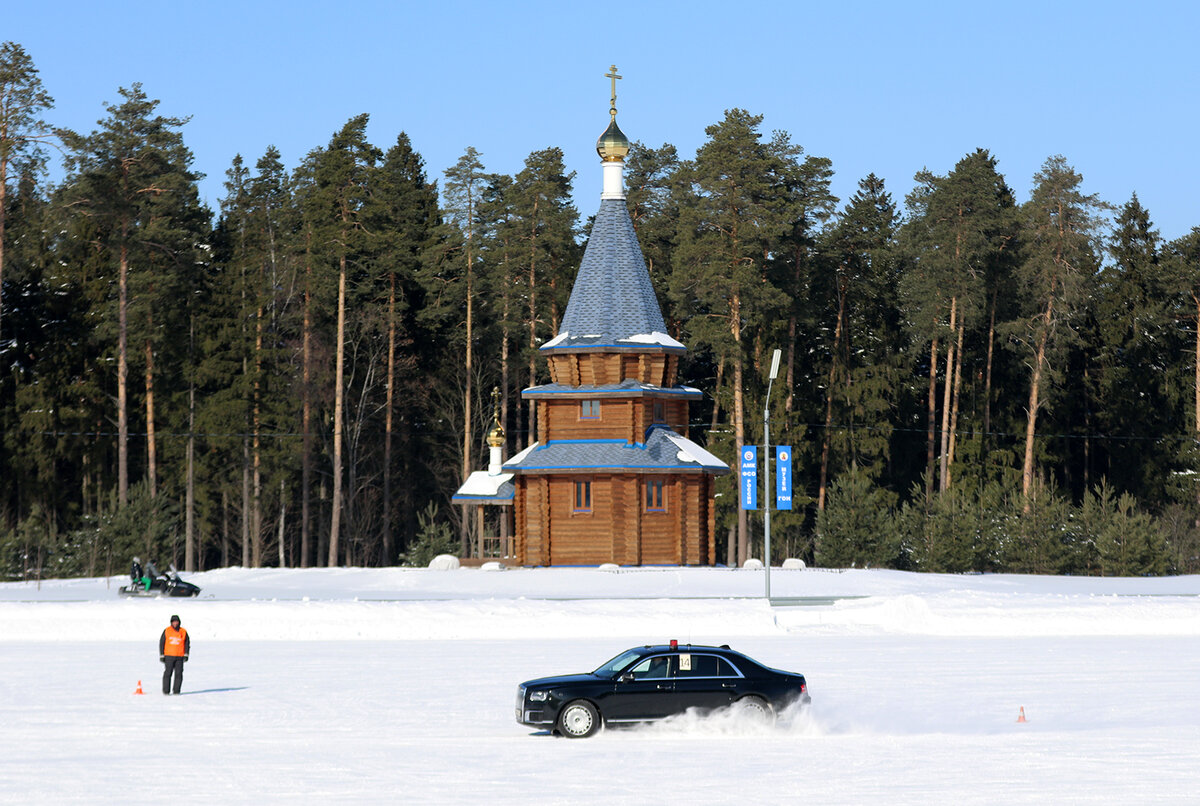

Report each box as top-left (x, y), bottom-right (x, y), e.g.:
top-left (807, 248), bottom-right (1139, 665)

top-left (9, 0), bottom-right (1199, 241)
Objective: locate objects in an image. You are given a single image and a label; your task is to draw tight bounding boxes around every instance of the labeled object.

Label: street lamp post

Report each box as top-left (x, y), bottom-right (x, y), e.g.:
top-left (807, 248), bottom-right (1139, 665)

top-left (764, 348), bottom-right (781, 601)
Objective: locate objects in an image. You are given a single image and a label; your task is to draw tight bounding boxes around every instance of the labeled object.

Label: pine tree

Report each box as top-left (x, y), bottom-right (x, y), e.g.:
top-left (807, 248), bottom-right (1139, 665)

top-left (1012, 156), bottom-right (1106, 508)
top-left (372, 132), bottom-right (439, 562)
top-left (1090, 194), bottom-right (1177, 501)
top-left (0, 42), bottom-right (55, 346)
top-left (300, 115), bottom-right (380, 566)
top-left (818, 174), bottom-right (902, 503)
top-left (900, 150), bottom-right (1017, 497)
top-left (670, 109), bottom-right (794, 564)
top-left (508, 148), bottom-right (579, 447)
top-left (439, 147), bottom-right (488, 553)
top-left (61, 84), bottom-right (206, 509)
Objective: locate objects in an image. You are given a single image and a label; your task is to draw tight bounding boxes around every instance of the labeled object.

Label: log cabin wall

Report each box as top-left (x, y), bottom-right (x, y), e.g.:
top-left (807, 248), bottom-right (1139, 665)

top-left (547, 474), bottom-right (618, 565)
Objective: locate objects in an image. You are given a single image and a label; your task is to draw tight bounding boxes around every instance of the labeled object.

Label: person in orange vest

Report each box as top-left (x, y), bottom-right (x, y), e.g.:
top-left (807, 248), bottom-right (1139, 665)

top-left (159, 615), bottom-right (190, 695)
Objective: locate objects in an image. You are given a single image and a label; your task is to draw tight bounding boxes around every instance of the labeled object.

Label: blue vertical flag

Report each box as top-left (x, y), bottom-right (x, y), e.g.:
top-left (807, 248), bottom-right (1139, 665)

top-left (776, 446), bottom-right (792, 510)
top-left (740, 446), bottom-right (758, 510)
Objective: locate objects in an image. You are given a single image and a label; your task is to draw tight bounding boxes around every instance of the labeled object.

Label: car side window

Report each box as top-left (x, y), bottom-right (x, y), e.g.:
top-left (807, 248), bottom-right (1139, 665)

top-left (676, 654), bottom-right (720, 678)
top-left (628, 655), bottom-right (672, 679)
top-left (715, 657), bottom-right (740, 678)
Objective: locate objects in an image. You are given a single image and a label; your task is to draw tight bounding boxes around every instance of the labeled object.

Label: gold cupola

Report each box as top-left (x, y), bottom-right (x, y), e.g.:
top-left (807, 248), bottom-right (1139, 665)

top-left (486, 387), bottom-right (505, 449)
top-left (597, 118), bottom-right (630, 162)
top-left (596, 64), bottom-right (630, 163)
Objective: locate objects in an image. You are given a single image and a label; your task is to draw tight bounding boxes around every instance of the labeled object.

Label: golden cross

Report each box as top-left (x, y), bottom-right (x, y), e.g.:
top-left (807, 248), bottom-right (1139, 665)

top-left (605, 64), bottom-right (621, 118)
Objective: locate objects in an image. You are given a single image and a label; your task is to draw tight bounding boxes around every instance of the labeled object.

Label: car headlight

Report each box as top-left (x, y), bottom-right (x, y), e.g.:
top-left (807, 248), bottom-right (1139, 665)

top-left (529, 690), bottom-right (549, 702)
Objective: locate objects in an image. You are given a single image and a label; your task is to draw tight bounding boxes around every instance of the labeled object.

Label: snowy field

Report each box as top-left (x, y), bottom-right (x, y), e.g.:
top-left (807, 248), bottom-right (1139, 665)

top-left (3, 566), bottom-right (1200, 804)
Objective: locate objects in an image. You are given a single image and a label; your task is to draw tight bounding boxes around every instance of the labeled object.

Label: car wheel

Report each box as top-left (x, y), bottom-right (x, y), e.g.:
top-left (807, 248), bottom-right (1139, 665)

top-left (735, 695), bottom-right (775, 724)
top-left (557, 700), bottom-right (600, 738)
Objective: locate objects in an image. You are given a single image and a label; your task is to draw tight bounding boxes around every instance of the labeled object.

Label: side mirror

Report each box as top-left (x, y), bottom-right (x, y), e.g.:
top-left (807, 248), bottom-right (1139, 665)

top-left (619, 673), bottom-right (634, 683)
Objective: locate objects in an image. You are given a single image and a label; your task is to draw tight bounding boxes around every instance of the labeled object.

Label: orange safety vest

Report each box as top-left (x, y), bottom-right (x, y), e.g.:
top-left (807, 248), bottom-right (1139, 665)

top-left (162, 626), bottom-right (188, 656)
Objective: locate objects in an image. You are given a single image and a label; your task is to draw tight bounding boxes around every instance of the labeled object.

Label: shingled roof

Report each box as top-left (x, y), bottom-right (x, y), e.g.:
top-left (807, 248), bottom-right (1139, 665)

top-left (542, 198), bottom-right (682, 353)
top-left (503, 427), bottom-right (728, 474)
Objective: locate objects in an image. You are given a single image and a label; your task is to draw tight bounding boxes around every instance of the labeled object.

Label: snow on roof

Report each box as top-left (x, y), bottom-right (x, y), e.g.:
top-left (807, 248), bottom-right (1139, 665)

top-left (664, 431), bottom-right (729, 470)
top-left (621, 331), bottom-right (686, 349)
top-left (503, 442), bottom-right (539, 468)
top-left (451, 471), bottom-right (515, 502)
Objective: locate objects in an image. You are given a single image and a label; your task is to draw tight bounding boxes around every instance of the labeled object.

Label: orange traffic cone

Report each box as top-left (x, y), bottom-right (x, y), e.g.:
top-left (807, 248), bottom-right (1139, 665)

top-left (1017, 707), bottom-right (1027, 723)
top-left (134, 680), bottom-right (145, 695)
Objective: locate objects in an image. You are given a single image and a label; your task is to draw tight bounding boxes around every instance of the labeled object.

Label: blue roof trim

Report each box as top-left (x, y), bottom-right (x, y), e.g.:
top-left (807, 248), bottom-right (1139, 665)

top-left (522, 382), bottom-right (701, 398)
top-left (540, 340), bottom-right (686, 354)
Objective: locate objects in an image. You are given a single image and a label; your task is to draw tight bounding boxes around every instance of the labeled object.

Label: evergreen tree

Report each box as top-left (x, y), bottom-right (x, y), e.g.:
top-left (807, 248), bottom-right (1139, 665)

top-left (816, 174), bottom-right (902, 506)
top-left (1090, 195), bottom-right (1178, 503)
top-left (1010, 156), bottom-right (1107, 508)
top-left (60, 84), bottom-right (207, 510)
top-left (438, 147), bottom-right (488, 553)
top-left (900, 150), bottom-right (1017, 498)
top-left (624, 141), bottom-right (681, 324)
top-left (300, 115), bottom-right (380, 566)
top-left (815, 468), bottom-right (900, 568)
top-left (670, 109), bottom-right (794, 565)
top-left (0, 42), bottom-right (55, 345)
top-left (507, 147), bottom-right (579, 447)
top-left (371, 132), bottom-right (439, 562)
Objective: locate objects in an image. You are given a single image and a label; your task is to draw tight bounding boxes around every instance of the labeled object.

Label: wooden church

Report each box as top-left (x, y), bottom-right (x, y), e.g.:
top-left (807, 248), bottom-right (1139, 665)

top-left (454, 69), bottom-right (728, 566)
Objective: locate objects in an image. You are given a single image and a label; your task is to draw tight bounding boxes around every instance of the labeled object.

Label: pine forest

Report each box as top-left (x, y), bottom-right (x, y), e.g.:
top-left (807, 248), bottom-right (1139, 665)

top-left (3, 43), bottom-right (1200, 580)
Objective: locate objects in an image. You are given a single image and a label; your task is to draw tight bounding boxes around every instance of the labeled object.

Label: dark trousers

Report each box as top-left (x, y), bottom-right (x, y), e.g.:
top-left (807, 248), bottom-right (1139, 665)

top-left (162, 656), bottom-right (185, 694)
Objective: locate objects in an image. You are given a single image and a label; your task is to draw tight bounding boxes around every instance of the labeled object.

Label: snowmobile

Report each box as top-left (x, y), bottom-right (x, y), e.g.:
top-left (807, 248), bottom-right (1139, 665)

top-left (118, 565), bottom-right (202, 597)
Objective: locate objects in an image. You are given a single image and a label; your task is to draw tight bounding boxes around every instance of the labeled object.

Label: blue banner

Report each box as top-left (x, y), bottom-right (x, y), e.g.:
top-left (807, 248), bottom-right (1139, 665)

top-left (739, 446), bottom-right (758, 510)
top-left (776, 446), bottom-right (792, 510)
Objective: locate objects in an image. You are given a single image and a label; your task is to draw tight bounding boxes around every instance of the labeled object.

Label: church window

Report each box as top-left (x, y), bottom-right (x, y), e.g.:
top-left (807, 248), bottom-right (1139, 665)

top-left (646, 479), bottom-right (665, 511)
top-left (574, 480), bottom-right (592, 512)
top-left (653, 401), bottom-right (666, 423)
top-left (581, 400), bottom-right (601, 419)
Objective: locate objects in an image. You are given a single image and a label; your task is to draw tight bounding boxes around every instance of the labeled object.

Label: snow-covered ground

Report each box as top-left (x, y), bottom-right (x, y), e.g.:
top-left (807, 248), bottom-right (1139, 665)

top-left (3, 566), bottom-right (1199, 804)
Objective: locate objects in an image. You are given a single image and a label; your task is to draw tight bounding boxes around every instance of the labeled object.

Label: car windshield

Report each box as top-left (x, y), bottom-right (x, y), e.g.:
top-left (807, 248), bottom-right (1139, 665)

top-left (592, 648), bottom-right (646, 678)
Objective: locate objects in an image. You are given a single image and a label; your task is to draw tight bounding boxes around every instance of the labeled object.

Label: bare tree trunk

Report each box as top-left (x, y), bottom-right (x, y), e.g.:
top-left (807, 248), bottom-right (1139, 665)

top-left (301, 249), bottom-right (312, 568)
top-left (983, 289), bottom-right (997, 443)
top-left (731, 289), bottom-right (747, 566)
top-left (241, 435), bottom-right (250, 567)
top-left (938, 298), bottom-right (957, 492)
top-left (924, 338), bottom-right (939, 504)
top-left (710, 358), bottom-right (724, 432)
top-left (329, 253), bottom-right (347, 567)
top-left (1022, 306), bottom-right (1053, 509)
top-left (185, 383), bottom-right (195, 571)
top-left (461, 238), bottom-right (475, 555)
top-left (384, 273), bottom-right (396, 564)
top-left (252, 304), bottom-right (263, 567)
top-left (0, 156), bottom-right (6, 343)
top-left (1194, 295), bottom-right (1200, 526)
top-left (947, 321), bottom-right (966, 484)
top-left (145, 336), bottom-right (157, 499)
top-left (817, 286), bottom-right (846, 511)
top-left (277, 478), bottom-right (287, 567)
top-left (118, 240), bottom-right (129, 507)
top-left (222, 490), bottom-right (230, 567)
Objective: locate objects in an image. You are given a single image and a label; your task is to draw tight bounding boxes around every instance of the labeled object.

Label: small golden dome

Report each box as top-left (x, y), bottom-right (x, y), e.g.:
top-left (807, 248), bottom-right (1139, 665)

top-left (486, 387), bottom-right (505, 448)
top-left (596, 117), bottom-right (630, 162)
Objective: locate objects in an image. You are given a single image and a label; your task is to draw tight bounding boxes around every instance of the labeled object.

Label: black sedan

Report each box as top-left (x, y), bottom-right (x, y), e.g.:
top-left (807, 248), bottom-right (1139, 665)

top-left (516, 642), bottom-right (810, 738)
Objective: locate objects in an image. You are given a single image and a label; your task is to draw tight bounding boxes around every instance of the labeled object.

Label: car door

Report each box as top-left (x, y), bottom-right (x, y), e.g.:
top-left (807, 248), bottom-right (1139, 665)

top-left (604, 654), bottom-right (677, 722)
top-left (670, 654), bottom-right (739, 714)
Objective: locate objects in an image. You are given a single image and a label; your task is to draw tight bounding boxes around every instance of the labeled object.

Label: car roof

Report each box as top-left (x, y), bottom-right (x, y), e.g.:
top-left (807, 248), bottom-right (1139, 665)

top-left (637, 643), bottom-right (735, 654)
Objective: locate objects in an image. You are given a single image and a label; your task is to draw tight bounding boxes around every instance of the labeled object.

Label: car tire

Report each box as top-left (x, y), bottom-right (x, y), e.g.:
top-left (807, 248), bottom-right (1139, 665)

top-left (557, 700), bottom-right (600, 738)
top-left (735, 695), bottom-right (775, 725)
